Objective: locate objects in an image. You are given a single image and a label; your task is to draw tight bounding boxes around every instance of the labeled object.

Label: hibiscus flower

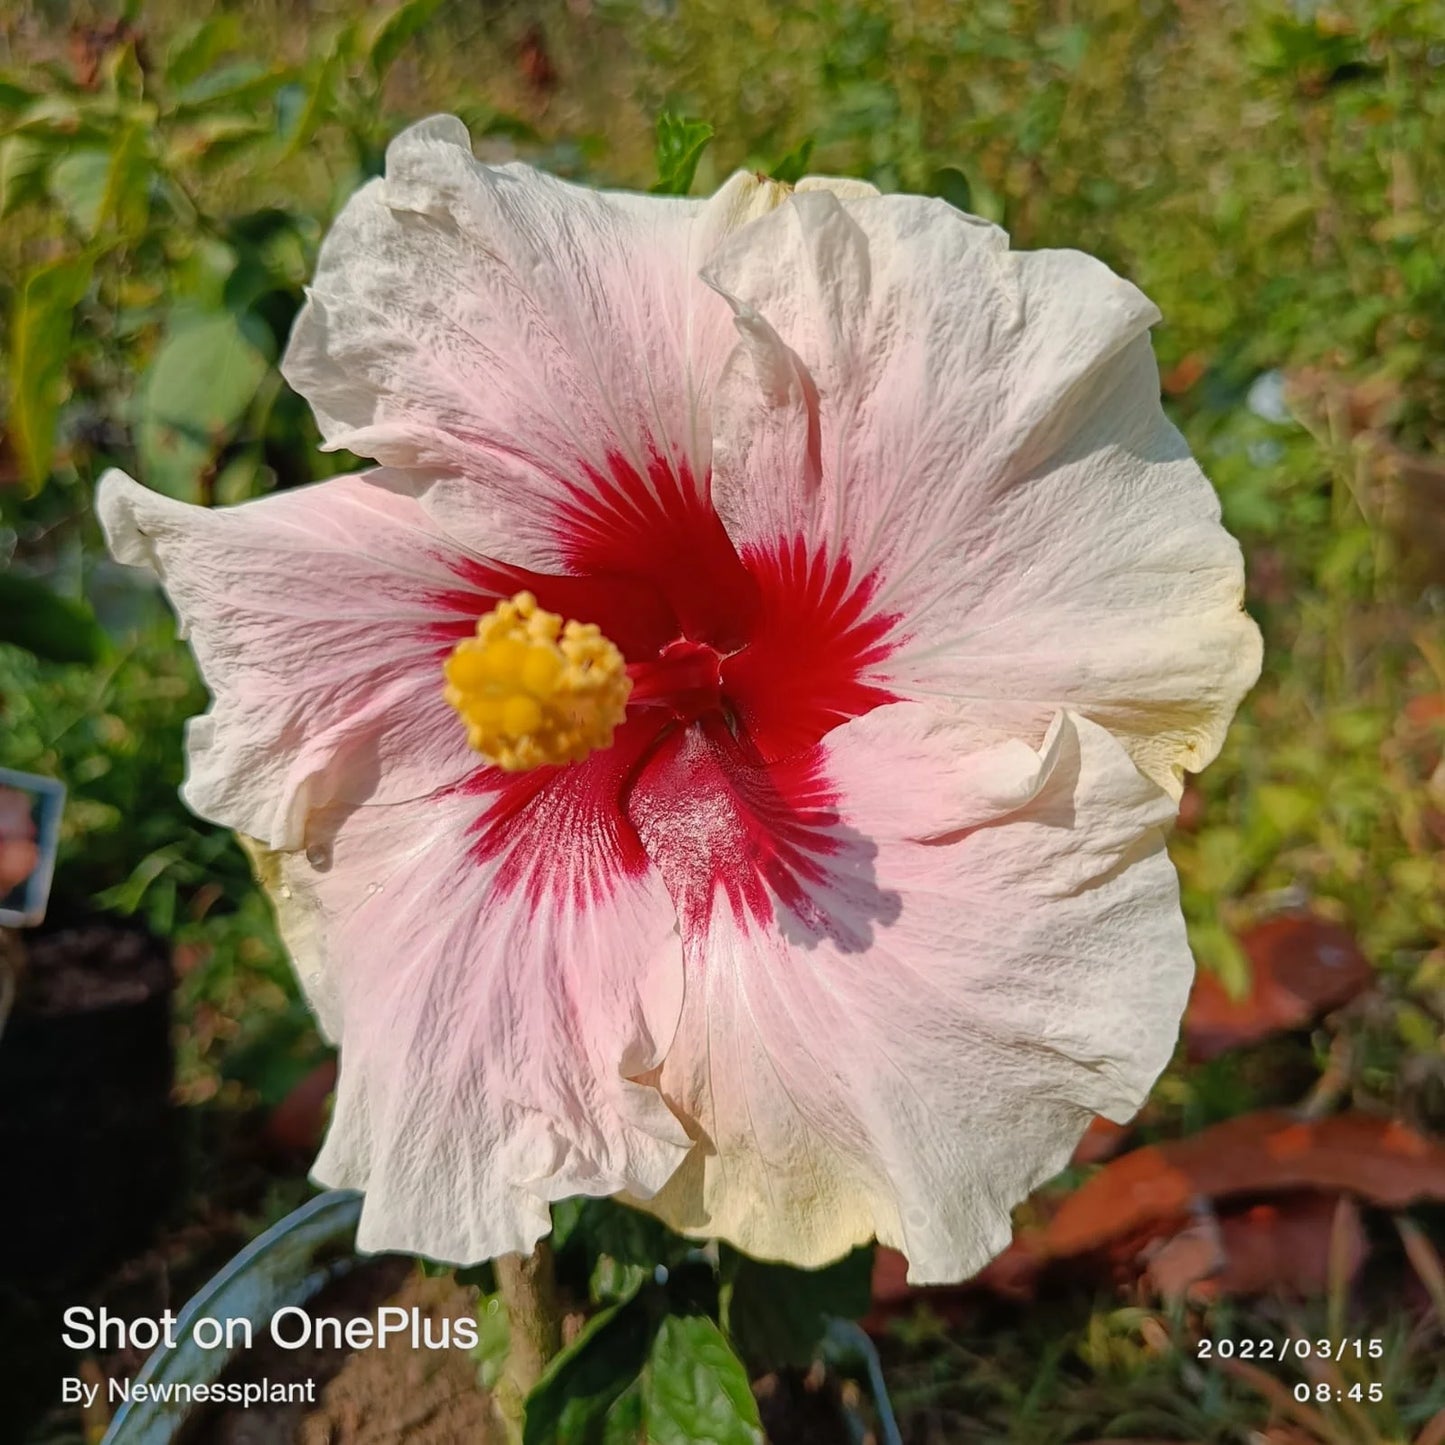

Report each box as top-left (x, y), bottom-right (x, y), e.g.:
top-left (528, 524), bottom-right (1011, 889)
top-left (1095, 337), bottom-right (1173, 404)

top-left (100, 116), bottom-right (1260, 1284)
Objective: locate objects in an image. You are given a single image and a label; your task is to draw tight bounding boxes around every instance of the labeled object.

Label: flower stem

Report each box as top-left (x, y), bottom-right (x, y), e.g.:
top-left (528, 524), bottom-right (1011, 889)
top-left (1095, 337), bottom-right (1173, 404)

top-left (492, 1238), bottom-right (563, 1441)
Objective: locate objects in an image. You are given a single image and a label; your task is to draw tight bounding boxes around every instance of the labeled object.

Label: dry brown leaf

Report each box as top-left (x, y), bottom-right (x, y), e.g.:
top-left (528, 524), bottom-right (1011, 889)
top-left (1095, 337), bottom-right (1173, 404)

top-left (863, 1234), bottom-right (1042, 1331)
top-left (517, 24), bottom-right (558, 93)
top-left (1142, 1210), bottom-right (1225, 1301)
top-left (263, 1056), bottom-right (338, 1159)
top-left (1161, 352), bottom-right (1209, 396)
top-left (1416, 1406), bottom-right (1445, 1445)
top-left (1071, 1115), bottom-right (1132, 1166)
top-left (1185, 916), bottom-right (1373, 1061)
top-left (1045, 1111), bottom-right (1445, 1257)
top-left (1194, 1195), bottom-right (1366, 1301)
top-left (1404, 694), bottom-right (1445, 729)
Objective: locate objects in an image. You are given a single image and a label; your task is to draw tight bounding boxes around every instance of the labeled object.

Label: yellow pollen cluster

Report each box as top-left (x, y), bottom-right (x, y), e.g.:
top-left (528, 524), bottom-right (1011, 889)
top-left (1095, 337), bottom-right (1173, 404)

top-left (443, 592), bottom-right (632, 772)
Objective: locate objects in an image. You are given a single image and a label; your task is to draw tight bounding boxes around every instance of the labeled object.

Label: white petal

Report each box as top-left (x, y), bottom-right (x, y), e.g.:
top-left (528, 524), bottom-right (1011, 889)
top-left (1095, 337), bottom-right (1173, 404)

top-left (258, 747), bottom-right (690, 1263)
top-left (282, 115), bottom-right (805, 572)
top-left (635, 712), bottom-right (1190, 1283)
top-left (705, 190), bottom-right (1260, 794)
top-left (97, 468), bottom-right (486, 849)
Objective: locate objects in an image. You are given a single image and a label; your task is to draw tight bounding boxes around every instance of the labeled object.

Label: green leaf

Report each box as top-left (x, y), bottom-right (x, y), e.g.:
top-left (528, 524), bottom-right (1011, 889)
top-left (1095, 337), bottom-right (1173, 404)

top-left (1326, 707), bottom-right (1386, 751)
top-left (651, 112), bottom-right (713, 196)
top-left (472, 1291), bottom-right (510, 1390)
top-left (171, 60), bottom-right (281, 112)
top-left (285, 48), bottom-right (345, 156)
top-left (453, 104), bottom-right (540, 145)
top-left (101, 40), bottom-right (146, 104)
top-left (1397, 1000), bottom-right (1438, 1055)
top-left (591, 1254), bottom-right (653, 1308)
top-left (642, 1314), bottom-right (763, 1445)
top-left (0, 573), bottom-right (106, 664)
top-left (8, 253), bottom-right (94, 489)
top-left (48, 146), bottom-right (110, 233)
top-left (169, 113), bottom-right (274, 170)
top-left (9, 92), bottom-right (107, 145)
top-left (367, 0), bottom-right (445, 81)
top-left (100, 121), bottom-right (151, 236)
top-left (93, 843), bottom-right (185, 914)
top-left (137, 307), bottom-right (272, 501)
top-left (523, 1297), bottom-right (659, 1445)
top-left (770, 136), bottom-right (814, 185)
top-left (601, 1380), bottom-right (646, 1443)
top-left (1254, 782), bottom-right (1318, 839)
top-left (0, 133), bottom-right (55, 217)
top-left (45, 123), bottom-right (147, 238)
top-left (212, 449), bottom-right (273, 505)
top-left (1189, 917), bottom-right (1253, 1002)
top-left (590, 1204), bottom-right (681, 1305)
top-left (928, 164), bottom-right (974, 215)
top-left (549, 1197), bottom-right (590, 1251)
top-left (164, 16), bottom-right (241, 90)
top-left (719, 1245), bottom-right (873, 1370)
top-left (552, 1198), bottom-right (691, 1306)
top-left (0, 74), bottom-right (39, 116)
top-left (1041, 22), bottom-right (1089, 73)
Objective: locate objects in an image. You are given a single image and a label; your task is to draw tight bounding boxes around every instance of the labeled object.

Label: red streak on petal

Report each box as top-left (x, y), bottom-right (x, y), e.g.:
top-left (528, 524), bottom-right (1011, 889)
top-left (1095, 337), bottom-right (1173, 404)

top-left (625, 717), bottom-right (843, 934)
top-left (425, 554), bottom-right (677, 661)
top-left (554, 452), bottom-right (759, 651)
top-left (722, 538), bottom-right (899, 762)
top-left (464, 715), bottom-right (665, 912)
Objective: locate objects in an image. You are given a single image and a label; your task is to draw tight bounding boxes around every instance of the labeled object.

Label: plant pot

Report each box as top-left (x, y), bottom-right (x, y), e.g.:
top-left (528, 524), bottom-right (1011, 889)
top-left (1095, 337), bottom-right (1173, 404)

top-left (0, 914), bottom-right (176, 1287)
top-left (104, 1190), bottom-right (495, 1445)
top-left (103, 1190), bottom-right (366, 1445)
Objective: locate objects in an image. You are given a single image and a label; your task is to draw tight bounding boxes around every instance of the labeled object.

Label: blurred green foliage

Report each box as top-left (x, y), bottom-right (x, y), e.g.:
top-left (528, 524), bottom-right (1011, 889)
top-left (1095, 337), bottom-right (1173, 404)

top-left (1, 0), bottom-right (1443, 1433)
top-left (651, 110), bottom-right (714, 194)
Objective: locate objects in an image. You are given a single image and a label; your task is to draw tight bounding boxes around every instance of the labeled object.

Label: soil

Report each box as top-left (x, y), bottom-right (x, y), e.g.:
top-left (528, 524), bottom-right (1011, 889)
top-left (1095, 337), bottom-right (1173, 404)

top-left (755, 1367), bottom-right (860, 1444)
top-left (0, 917), bottom-right (175, 1288)
top-left (0, 915), bottom-right (179, 1439)
top-left (180, 1263), bottom-right (498, 1445)
top-left (16, 918), bottom-right (170, 1014)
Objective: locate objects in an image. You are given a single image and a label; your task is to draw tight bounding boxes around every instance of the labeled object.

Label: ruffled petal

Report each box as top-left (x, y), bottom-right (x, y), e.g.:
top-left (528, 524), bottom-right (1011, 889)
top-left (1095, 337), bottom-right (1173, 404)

top-left (282, 114), bottom-right (865, 580)
top-left (705, 190), bottom-right (1261, 795)
top-left (633, 709), bottom-right (1191, 1283)
top-left (250, 733), bottom-right (690, 1261)
top-left (102, 465), bottom-right (696, 1261)
top-left (819, 701), bottom-right (1056, 839)
top-left (97, 468), bottom-right (501, 850)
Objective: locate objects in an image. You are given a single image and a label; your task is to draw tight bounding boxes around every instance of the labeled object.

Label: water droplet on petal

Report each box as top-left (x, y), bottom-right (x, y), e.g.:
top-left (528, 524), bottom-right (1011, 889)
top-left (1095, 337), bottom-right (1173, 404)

top-left (366, 882), bottom-right (382, 896)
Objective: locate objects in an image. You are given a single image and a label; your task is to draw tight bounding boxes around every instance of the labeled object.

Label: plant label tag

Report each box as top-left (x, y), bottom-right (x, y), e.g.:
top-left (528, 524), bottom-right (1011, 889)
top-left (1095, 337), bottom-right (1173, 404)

top-left (0, 767), bottom-right (65, 928)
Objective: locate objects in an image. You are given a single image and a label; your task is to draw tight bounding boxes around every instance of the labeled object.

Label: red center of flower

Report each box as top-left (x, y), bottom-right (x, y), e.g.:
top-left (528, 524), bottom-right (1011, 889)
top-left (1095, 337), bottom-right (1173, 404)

top-left (428, 452), bottom-right (899, 932)
top-left (628, 637), bottom-right (725, 723)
